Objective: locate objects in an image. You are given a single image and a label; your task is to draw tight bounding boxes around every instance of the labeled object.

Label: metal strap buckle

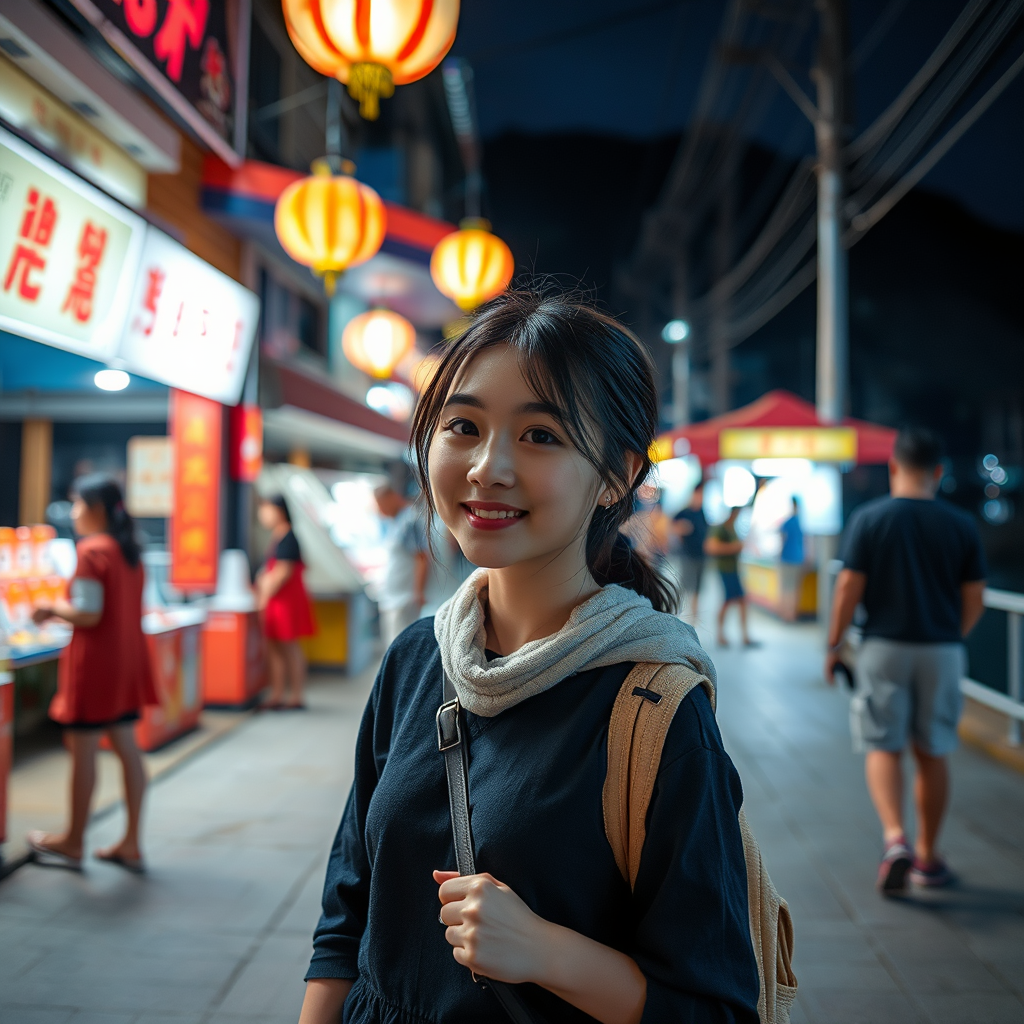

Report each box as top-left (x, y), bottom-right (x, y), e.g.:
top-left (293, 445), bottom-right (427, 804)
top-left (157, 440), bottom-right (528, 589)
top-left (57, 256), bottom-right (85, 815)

top-left (436, 698), bottom-right (462, 752)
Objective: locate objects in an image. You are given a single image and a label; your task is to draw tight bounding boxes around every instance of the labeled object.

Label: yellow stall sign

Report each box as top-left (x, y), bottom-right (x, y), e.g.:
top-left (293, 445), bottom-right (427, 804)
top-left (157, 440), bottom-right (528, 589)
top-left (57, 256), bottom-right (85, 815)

top-left (720, 427), bottom-right (857, 461)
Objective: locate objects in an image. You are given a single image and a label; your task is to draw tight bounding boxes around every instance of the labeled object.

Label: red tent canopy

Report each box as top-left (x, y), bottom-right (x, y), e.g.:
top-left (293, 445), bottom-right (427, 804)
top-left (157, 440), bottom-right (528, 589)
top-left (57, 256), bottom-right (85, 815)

top-left (661, 390), bottom-right (896, 465)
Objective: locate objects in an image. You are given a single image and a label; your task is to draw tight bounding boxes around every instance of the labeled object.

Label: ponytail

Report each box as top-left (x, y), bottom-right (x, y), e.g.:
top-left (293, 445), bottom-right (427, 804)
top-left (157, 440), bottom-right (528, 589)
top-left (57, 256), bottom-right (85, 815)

top-left (73, 474), bottom-right (142, 568)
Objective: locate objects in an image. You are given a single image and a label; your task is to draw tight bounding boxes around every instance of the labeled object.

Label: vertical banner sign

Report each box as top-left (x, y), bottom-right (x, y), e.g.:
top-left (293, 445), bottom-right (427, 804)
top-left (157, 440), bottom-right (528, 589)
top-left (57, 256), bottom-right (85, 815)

top-left (170, 389), bottom-right (221, 591)
top-left (229, 404), bottom-right (263, 482)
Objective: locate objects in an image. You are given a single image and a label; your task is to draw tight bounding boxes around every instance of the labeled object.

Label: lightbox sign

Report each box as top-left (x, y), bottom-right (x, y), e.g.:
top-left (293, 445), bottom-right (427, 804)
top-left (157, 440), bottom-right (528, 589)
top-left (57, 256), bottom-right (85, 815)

top-left (119, 230), bottom-right (260, 405)
top-left (65, 0), bottom-right (246, 163)
top-left (719, 428), bottom-right (857, 462)
top-left (0, 127), bottom-right (145, 362)
top-left (0, 127), bottom-right (259, 406)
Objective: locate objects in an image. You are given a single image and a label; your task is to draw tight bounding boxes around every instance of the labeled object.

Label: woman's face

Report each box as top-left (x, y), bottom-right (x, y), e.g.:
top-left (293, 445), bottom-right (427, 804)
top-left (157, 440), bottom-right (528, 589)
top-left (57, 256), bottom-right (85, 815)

top-left (428, 345), bottom-right (607, 573)
top-left (258, 502), bottom-right (286, 531)
top-left (70, 497), bottom-right (106, 537)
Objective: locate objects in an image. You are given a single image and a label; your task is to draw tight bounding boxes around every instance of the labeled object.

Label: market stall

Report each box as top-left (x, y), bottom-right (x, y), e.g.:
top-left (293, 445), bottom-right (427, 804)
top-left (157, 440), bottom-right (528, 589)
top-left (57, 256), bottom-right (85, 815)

top-left (655, 390), bottom-right (896, 619)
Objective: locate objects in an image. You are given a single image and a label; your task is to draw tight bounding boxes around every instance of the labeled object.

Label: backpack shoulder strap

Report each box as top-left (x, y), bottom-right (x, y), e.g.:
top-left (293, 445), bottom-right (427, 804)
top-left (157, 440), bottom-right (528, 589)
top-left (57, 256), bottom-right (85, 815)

top-left (602, 661), bottom-right (715, 889)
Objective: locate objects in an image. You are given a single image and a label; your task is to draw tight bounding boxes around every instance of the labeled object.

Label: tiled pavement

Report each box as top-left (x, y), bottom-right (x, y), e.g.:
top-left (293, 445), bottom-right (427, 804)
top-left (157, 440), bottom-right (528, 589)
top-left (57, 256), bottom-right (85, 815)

top-left (1, 601), bottom-right (1022, 1024)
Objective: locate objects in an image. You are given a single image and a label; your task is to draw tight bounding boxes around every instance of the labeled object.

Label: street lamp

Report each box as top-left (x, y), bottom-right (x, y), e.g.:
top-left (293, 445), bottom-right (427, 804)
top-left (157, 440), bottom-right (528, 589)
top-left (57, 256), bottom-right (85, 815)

top-left (662, 319), bottom-right (690, 343)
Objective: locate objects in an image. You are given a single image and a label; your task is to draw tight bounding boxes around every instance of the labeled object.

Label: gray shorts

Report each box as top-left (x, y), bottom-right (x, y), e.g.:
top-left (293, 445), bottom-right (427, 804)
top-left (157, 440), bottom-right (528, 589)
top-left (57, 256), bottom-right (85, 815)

top-left (680, 556), bottom-right (705, 595)
top-left (851, 639), bottom-right (965, 756)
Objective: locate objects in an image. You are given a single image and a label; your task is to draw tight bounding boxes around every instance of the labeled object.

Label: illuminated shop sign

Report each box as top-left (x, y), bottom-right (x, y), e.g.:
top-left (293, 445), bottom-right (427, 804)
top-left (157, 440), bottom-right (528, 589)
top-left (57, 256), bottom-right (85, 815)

top-left (719, 427), bottom-right (858, 462)
top-left (0, 126), bottom-right (258, 405)
top-left (119, 229), bottom-right (259, 405)
top-left (65, 0), bottom-right (246, 163)
top-left (0, 127), bottom-right (145, 361)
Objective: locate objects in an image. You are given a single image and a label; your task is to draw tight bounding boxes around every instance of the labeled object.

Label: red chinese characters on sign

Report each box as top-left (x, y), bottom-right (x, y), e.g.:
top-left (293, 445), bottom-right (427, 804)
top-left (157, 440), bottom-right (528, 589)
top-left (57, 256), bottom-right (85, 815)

top-left (134, 266), bottom-right (166, 336)
top-left (3, 189), bottom-right (57, 303)
top-left (169, 389), bottom-right (221, 591)
top-left (229, 405), bottom-right (262, 482)
top-left (154, 0), bottom-right (210, 82)
top-left (62, 222), bottom-right (108, 324)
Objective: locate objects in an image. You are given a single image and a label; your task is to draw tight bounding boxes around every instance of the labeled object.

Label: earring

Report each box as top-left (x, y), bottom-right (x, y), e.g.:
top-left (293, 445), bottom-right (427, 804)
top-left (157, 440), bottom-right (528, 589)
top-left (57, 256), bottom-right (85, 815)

top-left (603, 493), bottom-right (613, 506)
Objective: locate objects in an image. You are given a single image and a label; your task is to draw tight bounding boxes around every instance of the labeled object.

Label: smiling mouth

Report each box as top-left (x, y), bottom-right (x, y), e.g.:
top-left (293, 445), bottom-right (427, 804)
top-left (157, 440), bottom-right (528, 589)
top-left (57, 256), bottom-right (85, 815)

top-left (462, 503), bottom-right (527, 529)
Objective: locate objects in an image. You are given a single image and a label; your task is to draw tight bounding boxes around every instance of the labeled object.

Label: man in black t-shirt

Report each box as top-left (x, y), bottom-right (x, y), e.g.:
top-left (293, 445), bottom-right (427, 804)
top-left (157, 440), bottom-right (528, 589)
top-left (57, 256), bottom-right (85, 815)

top-left (827, 428), bottom-right (986, 895)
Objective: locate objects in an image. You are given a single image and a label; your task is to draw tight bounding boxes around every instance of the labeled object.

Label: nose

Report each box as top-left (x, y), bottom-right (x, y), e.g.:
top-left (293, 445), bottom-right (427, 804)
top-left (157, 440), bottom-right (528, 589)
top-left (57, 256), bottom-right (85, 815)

top-left (467, 430), bottom-right (515, 491)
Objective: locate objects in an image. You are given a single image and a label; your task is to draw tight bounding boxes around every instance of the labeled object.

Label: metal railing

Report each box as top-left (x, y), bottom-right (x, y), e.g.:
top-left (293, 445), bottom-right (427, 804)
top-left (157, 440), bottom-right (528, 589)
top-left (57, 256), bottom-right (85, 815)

top-left (961, 588), bottom-right (1024, 746)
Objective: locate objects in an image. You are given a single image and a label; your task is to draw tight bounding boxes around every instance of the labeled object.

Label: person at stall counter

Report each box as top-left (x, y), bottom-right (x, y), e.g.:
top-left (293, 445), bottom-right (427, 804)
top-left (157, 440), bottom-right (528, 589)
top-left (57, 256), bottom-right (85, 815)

top-left (27, 475), bottom-right (156, 873)
top-left (779, 496), bottom-right (805, 621)
top-left (257, 495), bottom-right (315, 710)
top-left (705, 505), bottom-right (757, 648)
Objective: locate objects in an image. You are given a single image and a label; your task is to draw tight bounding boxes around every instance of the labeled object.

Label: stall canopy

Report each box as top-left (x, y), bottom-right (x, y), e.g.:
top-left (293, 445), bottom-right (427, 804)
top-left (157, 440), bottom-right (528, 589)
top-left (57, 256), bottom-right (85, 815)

top-left (658, 390), bottom-right (896, 465)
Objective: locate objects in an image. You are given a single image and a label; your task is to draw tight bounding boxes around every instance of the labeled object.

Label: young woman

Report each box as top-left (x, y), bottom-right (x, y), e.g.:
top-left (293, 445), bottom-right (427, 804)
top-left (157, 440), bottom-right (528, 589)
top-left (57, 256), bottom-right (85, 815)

top-left (256, 495), bottom-right (315, 709)
top-left (300, 290), bottom-right (759, 1024)
top-left (28, 475), bottom-right (155, 873)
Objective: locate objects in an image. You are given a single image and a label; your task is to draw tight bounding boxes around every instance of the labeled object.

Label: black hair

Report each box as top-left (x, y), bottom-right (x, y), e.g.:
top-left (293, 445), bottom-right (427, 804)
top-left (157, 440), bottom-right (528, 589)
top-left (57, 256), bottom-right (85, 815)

top-left (263, 494), bottom-right (292, 524)
top-left (894, 427), bottom-right (943, 471)
top-left (411, 287), bottom-right (677, 613)
top-left (73, 474), bottom-right (141, 567)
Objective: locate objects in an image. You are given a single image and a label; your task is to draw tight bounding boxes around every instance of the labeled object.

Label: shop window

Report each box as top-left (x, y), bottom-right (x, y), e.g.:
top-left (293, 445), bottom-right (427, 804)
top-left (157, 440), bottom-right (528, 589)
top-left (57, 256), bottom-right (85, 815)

top-left (259, 268), bottom-right (325, 360)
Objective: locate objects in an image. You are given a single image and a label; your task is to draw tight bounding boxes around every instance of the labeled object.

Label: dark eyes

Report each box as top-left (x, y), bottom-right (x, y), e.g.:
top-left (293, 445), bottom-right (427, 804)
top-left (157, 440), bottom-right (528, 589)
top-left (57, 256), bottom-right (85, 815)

top-left (446, 418), bottom-right (479, 436)
top-left (442, 420), bottom-right (561, 445)
top-left (524, 428), bottom-right (560, 445)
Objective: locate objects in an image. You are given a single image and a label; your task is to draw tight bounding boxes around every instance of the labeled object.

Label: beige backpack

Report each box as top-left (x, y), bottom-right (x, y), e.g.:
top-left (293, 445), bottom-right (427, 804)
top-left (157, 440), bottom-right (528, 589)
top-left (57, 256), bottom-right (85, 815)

top-left (603, 663), bottom-right (798, 1024)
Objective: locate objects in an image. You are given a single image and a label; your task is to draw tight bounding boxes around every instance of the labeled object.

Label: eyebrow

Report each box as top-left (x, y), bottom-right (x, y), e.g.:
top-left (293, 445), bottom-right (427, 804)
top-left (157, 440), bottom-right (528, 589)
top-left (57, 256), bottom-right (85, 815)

top-left (443, 393), bottom-right (565, 420)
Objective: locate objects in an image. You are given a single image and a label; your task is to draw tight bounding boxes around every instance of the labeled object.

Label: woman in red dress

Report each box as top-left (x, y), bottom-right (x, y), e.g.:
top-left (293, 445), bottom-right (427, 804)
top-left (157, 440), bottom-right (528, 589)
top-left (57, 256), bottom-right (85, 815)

top-left (28, 475), bottom-right (157, 872)
top-left (257, 495), bottom-right (315, 709)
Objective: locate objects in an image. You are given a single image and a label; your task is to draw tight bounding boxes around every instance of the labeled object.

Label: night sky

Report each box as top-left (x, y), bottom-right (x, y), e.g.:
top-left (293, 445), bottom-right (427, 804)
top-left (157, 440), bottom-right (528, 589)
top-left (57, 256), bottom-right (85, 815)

top-left (450, 0), bottom-right (1024, 231)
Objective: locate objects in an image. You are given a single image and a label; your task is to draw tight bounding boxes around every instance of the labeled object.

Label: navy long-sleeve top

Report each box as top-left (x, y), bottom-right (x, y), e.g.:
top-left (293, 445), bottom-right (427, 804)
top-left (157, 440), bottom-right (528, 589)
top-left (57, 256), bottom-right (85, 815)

top-left (307, 618), bottom-right (759, 1024)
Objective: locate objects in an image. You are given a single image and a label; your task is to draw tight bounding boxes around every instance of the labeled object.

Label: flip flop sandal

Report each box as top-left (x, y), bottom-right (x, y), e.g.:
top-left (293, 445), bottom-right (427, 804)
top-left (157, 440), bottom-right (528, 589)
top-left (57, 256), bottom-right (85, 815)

top-left (27, 831), bottom-right (83, 871)
top-left (94, 849), bottom-right (146, 874)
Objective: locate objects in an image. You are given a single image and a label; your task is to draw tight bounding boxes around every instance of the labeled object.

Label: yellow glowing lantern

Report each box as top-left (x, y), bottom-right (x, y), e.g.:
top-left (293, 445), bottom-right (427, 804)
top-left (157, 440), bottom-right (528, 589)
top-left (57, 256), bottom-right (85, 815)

top-left (430, 218), bottom-right (514, 311)
top-left (274, 160), bottom-right (386, 294)
top-left (343, 309), bottom-right (417, 379)
top-left (281, 0), bottom-right (460, 119)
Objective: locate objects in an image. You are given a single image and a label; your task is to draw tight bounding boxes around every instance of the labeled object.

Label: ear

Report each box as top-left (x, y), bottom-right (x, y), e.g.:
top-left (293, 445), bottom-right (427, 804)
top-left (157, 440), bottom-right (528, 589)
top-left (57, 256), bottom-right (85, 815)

top-left (624, 451), bottom-right (644, 490)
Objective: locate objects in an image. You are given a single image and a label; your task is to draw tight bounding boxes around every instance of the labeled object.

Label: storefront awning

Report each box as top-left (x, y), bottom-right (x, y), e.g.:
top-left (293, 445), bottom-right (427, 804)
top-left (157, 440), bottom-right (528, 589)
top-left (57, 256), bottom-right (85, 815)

top-left (658, 390), bottom-right (896, 466)
top-left (261, 360), bottom-right (409, 461)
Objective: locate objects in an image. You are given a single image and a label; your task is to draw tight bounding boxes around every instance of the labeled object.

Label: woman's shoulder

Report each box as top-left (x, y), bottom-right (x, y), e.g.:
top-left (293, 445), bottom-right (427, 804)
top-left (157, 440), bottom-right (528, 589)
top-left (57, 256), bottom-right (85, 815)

top-left (76, 533), bottom-right (118, 572)
top-left (660, 681), bottom-right (728, 768)
top-left (376, 617), bottom-right (440, 696)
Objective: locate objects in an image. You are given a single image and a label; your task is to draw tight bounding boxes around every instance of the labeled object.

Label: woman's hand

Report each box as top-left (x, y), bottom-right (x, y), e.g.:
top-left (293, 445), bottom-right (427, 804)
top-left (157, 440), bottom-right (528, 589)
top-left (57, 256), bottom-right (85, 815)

top-left (433, 870), bottom-right (646, 1024)
top-left (32, 605), bottom-right (54, 624)
top-left (434, 870), bottom-right (549, 984)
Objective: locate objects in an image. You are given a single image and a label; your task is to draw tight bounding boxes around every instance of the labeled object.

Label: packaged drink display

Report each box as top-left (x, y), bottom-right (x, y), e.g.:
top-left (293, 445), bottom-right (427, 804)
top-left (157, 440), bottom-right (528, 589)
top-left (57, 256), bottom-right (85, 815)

top-left (0, 527), bottom-right (15, 579)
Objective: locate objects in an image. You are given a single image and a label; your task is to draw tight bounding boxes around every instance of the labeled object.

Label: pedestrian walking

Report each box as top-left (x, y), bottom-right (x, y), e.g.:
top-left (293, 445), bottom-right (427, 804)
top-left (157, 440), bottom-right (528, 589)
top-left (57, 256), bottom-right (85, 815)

top-left (257, 495), bottom-right (315, 710)
top-left (705, 505), bottom-right (756, 647)
top-left (299, 290), bottom-right (760, 1024)
top-left (672, 482), bottom-right (707, 620)
top-left (779, 497), bottom-right (805, 621)
top-left (373, 477), bottom-right (429, 646)
top-left (27, 475), bottom-right (155, 873)
top-left (826, 427), bottom-right (986, 894)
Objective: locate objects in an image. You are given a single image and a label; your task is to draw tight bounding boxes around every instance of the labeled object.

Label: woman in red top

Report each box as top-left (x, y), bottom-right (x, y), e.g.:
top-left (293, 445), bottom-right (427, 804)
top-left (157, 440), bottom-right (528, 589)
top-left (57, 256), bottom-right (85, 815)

top-left (257, 495), bottom-right (315, 709)
top-left (28, 475), bottom-right (156, 872)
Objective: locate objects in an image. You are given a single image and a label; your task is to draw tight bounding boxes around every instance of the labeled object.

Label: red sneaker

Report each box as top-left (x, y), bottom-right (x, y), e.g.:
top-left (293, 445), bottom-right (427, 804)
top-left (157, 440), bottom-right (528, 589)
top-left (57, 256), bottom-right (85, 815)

top-left (877, 837), bottom-right (912, 895)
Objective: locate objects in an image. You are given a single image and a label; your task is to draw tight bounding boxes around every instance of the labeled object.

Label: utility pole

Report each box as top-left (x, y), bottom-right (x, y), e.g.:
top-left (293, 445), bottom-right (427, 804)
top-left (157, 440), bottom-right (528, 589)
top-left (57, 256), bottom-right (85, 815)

top-left (812, 0), bottom-right (848, 425)
top-left (811, 0), bottom-right (849, 632)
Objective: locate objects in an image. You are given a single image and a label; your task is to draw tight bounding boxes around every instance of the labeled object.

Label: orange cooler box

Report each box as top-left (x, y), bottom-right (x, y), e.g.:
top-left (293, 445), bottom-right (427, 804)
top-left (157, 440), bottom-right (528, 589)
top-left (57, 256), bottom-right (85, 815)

top-left (201, 610), bottom-right (266, 707)
top-left (136, 610), bottom-right (205, 752)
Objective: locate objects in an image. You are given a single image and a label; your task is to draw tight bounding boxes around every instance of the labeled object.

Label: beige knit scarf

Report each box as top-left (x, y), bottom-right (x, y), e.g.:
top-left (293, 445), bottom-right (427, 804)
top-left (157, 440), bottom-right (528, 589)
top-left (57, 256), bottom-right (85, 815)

top-left (434, 568), bottom-right (716, 717)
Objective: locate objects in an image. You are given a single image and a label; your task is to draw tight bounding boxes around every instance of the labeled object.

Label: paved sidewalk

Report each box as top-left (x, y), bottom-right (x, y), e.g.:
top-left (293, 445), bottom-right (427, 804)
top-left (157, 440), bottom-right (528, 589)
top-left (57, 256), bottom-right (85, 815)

top-left (0, 665), bottom-right (375, 1024)
top-left (1, 607), bottom-right (1022, 1024)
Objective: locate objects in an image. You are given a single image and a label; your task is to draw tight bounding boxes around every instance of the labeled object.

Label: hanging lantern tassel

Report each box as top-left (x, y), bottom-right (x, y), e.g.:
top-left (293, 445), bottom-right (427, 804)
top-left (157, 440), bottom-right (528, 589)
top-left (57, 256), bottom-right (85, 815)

top-left (347, 63), bottom-right (395, 120)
